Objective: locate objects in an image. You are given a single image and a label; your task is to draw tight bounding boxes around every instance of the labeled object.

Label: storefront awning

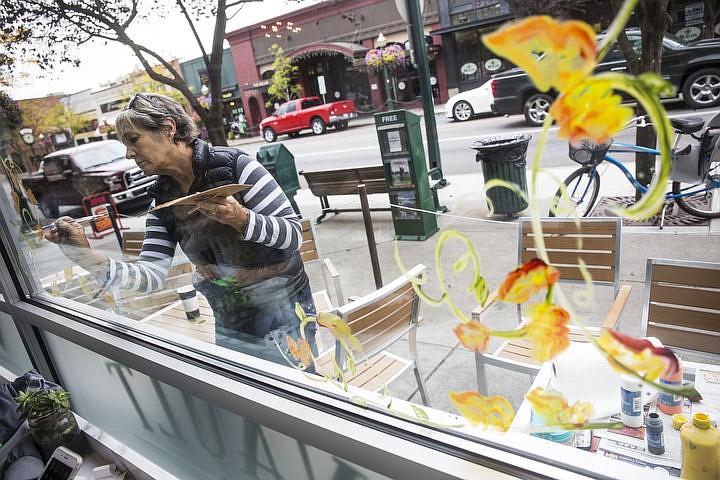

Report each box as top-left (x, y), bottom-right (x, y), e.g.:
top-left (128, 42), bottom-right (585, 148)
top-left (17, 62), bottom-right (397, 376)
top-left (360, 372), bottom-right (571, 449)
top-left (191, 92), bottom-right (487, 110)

top-left (288, 42), bottom-right (369, 66)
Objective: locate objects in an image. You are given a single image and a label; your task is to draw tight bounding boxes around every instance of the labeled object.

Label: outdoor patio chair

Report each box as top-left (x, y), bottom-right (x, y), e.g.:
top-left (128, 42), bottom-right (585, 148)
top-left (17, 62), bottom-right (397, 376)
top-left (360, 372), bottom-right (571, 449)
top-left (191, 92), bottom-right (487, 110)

top-left (642, 258), bottom-right (720, 358)
top-left (116, 230), bottom-right (195, 319)
top-left (299, 218), bottom-right (344, 313)
top-left (472, 217), bottom-right (632, 395)
top-left (315, 264), bottom-right (430, 406)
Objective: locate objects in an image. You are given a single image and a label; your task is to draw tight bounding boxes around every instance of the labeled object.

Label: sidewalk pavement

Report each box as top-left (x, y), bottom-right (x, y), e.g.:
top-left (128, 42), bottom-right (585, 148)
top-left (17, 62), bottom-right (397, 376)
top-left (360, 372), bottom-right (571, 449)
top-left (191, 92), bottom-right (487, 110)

top-left (288, 169), bottom-right (719, 412)
top-left (102, 107), bottom-right (720, 412)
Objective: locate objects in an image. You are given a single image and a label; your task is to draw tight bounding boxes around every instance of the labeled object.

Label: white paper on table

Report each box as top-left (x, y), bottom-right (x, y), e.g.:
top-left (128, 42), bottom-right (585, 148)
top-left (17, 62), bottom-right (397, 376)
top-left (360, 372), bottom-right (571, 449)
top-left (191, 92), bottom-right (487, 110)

top-left (550, 342), bottom-right (655, 419)
top-left (596, 441), bottom-right (681, 477)
top-left (692, 366), bottom-right (720, 423)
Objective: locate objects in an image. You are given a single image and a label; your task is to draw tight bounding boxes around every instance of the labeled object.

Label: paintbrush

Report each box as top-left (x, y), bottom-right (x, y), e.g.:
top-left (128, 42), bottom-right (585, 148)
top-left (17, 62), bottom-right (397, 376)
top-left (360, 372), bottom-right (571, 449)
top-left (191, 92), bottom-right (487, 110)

top-left (39, 215), bottom-right (105, 230)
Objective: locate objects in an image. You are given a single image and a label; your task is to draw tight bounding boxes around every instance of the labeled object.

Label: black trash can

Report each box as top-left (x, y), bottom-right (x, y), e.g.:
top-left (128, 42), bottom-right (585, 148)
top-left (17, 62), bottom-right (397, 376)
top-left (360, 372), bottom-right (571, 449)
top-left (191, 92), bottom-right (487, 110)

top-left (470, 134), bottom-right (531, 217)
top-left (256, 143), bottom-right (301, 215)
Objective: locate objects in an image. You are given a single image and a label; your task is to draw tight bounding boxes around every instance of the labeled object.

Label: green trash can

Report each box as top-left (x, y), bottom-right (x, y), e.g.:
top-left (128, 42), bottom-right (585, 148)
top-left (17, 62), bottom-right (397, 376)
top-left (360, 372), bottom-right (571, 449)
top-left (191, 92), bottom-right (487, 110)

top-left (256, 143), bottom-right (301, 215)
top-left (471, 134), bottom-right (531, 217)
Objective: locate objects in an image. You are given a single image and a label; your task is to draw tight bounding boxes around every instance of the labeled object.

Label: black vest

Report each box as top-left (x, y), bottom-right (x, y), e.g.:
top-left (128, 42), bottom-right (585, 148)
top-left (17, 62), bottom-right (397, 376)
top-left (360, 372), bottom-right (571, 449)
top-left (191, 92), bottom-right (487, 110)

top-left (147, 139), bottom-right (297, 276)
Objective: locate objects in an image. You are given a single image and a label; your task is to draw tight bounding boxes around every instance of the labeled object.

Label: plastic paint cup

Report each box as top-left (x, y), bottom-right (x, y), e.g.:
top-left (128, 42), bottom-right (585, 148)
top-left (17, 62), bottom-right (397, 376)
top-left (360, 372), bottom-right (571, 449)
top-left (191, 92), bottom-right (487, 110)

top-left (176, 285), bottom-right (201, 322)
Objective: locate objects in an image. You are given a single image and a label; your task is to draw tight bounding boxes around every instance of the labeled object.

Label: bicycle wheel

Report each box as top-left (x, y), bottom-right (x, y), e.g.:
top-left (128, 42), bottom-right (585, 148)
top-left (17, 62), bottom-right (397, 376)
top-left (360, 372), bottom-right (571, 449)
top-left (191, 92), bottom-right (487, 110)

top-left (549, 167), bottom-right (601, 217)
top-left (673, 159), bottom-right (720, 218)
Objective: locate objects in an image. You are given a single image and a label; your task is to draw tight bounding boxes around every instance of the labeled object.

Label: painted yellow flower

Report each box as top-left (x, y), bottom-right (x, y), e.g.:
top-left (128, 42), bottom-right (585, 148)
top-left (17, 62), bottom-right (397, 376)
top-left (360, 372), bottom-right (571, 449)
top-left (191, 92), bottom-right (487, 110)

top-left (287, 335), bottom-right (313, 368)
top-left (483, 16), bottom-right (597, 93)
top-left (526, 387), bottom-right (594, 425)
top-left (497, 258), bottom-right (560, 304)
top-left (316, 312), bottom-right (362, 353)
top-left (598, 329), bottom-right (678, 381)
top-left (449, 391), bottom-right (515, 431)
top-left (454, 319), bottom-right (491, 353)
top-left (550, 80), bottom-right (634, 144)
top-left (524, 302), bottom-right (570, 362)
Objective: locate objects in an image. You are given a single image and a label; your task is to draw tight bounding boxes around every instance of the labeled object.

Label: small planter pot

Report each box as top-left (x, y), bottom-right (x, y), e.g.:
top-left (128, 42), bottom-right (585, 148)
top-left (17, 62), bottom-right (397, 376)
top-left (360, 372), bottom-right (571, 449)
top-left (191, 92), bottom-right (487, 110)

top-left (28, 408), bottom-right (86, 460)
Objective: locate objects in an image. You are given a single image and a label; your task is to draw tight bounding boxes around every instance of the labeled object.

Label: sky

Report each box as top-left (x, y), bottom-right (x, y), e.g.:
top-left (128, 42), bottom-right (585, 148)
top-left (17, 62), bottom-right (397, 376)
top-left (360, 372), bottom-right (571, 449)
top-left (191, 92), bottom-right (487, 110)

top-left (8, 0), bottom-right (320, 100)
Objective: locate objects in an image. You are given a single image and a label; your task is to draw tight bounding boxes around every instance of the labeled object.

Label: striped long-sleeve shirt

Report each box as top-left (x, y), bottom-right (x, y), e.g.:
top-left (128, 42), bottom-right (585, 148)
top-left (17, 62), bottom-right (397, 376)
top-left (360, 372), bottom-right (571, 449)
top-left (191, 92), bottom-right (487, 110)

top-left (105, 151), bottom-right (301, 294)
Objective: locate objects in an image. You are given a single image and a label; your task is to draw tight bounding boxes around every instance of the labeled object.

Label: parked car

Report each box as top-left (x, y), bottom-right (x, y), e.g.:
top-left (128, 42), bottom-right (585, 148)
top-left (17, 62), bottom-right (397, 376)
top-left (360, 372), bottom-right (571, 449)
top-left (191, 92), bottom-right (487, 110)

top-left (21, 140), bottom-right (156, 218)
top-left (492, 31), bottom-right (720, 126)
top-left (260, 96), bottom-right (357, 142)
top-left (444, 79), bottom-right (496, 122)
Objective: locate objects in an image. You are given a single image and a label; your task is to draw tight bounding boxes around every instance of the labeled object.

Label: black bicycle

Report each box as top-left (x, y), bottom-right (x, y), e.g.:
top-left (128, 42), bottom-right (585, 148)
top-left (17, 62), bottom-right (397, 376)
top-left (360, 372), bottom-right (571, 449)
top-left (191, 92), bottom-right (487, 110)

top-left (549, 113), bottom-right (720, 221)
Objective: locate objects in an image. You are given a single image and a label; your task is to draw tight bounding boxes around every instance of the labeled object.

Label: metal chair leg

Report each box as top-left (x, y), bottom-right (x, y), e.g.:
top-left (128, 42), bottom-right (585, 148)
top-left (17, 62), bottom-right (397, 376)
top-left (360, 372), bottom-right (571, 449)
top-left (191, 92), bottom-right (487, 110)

top-left (474, 352), bottom-right (489, 396)
top-left (413, 364), bottom-right (431, 407)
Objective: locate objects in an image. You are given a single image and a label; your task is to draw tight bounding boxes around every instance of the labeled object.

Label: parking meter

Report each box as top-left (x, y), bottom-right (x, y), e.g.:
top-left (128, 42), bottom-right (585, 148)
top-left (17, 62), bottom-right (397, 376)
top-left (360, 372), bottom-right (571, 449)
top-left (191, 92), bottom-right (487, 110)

top-left (374, 110), bottom-right (438, 240)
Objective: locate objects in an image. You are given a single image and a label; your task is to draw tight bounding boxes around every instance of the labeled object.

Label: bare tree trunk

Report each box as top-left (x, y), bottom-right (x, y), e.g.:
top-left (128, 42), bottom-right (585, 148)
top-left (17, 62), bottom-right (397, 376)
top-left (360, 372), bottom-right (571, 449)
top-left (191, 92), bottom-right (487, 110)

top-left (205, 120), bottom-right (227, 146)
top-left (704, 0), bottom-right (719, 38)
top-left (610, 0), bottom-right (671, 201)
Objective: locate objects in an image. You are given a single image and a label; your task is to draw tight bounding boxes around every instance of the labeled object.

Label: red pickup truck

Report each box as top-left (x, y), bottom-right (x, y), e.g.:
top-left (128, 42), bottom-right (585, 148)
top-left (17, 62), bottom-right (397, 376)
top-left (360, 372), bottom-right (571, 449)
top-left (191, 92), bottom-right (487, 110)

top-left (260, 96), bottom-right (357, 142)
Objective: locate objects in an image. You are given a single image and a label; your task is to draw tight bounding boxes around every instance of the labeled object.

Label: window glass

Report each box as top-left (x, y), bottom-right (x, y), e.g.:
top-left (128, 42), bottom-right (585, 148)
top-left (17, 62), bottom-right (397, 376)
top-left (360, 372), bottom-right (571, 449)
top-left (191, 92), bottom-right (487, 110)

top-left (454, 30), bottom-right (484, 82)
top-left (0, 311), bottom-right (33, 376)
top-left (2, 8), bottom-right (720, 480)
top-left (453, 26), bottom-right (513, 86)
top-left (41, 332), bottom-right (392, 480)
top-left (65, 141), bottom-right (126, 169)
top-left (277, 102), bottom-right (296, 114)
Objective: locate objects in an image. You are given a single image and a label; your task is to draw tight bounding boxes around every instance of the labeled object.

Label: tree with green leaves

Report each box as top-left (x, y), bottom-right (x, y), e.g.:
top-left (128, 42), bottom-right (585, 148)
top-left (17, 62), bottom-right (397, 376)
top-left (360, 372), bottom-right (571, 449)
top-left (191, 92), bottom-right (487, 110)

top-left (1, 0), bottom-right (261, 146)
top-left (0, 91), bottom-right (23, 135)
top-left (266, 44), bottom-right (301, 109)
top-left (128, 67), bottom-right (189, 108)
top-left (0, 27), bottom-right (31, 88)
top-left (20, 102), bottom-right (86, 139)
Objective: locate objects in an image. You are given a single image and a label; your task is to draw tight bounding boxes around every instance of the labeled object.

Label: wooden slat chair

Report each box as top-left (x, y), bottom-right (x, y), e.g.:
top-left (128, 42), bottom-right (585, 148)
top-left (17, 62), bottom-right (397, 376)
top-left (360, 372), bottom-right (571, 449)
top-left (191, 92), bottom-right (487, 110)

top-left (315, 264), bottom-right (430, 406)
top-left (120, 230), bottom-right (145, 259)
top-left (113, 230), bottom-right (195, 320)
top-left (642, 258), bottom-right (720, 358)
top-left (299, 219), bottom-right (344, 314)
top-left (473, 217), bottom-right (632, 395)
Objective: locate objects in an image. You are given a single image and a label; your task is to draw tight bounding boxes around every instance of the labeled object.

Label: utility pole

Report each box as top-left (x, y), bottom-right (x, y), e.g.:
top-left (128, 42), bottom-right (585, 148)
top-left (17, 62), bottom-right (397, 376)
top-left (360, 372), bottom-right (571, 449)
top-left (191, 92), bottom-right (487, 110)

top-left (404, 0), bottom-right (447, 211)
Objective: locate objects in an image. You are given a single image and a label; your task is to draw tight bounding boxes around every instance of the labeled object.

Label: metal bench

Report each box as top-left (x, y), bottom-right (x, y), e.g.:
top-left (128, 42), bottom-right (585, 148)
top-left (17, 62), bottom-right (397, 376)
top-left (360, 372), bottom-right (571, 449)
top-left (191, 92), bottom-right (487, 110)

top-left (299, 165), bottom-right (390, 224)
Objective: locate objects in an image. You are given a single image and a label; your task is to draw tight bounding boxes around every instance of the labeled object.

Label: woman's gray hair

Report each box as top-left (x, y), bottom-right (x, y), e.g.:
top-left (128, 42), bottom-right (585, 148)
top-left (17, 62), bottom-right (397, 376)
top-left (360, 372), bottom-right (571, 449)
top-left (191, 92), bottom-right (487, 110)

top-left (115, 93), bottom-right (198, 144)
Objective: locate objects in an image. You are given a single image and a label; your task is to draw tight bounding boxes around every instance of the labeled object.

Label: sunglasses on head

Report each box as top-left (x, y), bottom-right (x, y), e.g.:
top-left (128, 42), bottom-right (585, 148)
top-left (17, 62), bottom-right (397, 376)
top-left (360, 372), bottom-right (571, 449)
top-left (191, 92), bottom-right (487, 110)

top-left (125, 92), bottom-right (152, 111)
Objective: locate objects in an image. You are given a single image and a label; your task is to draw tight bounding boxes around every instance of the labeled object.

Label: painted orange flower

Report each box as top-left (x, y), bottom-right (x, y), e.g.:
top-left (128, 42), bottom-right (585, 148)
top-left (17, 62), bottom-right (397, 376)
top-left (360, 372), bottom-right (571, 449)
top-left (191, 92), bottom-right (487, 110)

top-left (454, 319), bottom-right (491, 353)
top-left (598, 329), bottom-right (678, 381)
top-left (550, 80), bottom-right (634, 144)
top-left (497, 259), bottom-right (560, 304)
top-left (287, 335), bottom-right (313, 368)
top-left (316, 312), bottom-right (362, 353)
top-left (449, 391), bottom-right (515, 431)
top-left (524, 302), bottom-right (570, 362)
top-left (483, 16), bottom-right (597, 93)
top-left (526, 387), bottom-right (594, 425)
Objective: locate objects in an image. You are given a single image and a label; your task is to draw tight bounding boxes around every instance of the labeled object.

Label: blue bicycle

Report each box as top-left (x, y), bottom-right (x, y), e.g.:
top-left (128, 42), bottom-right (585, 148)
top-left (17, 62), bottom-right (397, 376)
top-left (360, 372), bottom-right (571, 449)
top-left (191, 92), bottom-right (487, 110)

top-left (549, 112), bottom-right (720, 221)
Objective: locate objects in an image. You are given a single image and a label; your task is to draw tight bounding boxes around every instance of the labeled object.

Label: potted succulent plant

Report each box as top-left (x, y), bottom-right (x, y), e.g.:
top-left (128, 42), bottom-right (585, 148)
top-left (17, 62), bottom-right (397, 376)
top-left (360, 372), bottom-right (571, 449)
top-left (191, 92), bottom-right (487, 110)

top-left (14, 386), bottom-right (85, 460)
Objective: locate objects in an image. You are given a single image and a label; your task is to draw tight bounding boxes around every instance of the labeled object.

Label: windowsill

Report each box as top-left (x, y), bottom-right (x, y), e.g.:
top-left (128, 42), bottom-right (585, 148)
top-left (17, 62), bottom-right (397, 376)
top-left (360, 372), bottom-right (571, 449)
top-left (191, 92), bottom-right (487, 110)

top-left (0, 367), bottom-right (177, 480)
top-left (75, 416), bottom-right (180, 480)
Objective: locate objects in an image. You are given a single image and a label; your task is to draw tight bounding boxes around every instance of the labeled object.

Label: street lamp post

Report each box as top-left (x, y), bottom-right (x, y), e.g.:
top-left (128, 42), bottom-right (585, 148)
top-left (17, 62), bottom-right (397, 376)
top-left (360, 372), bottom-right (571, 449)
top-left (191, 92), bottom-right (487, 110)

top-left (376, 33), bottom-right (394, 111)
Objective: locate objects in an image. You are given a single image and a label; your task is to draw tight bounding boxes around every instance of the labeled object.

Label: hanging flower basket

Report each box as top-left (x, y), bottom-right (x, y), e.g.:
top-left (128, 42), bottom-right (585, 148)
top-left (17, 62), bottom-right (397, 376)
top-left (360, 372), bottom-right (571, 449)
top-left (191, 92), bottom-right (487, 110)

top-left (382, 44), bottom-right (407, 67)
top-left (365, 48), bottom-right (383, 68)
top-left (365, 44), bottom-right (407, 70)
